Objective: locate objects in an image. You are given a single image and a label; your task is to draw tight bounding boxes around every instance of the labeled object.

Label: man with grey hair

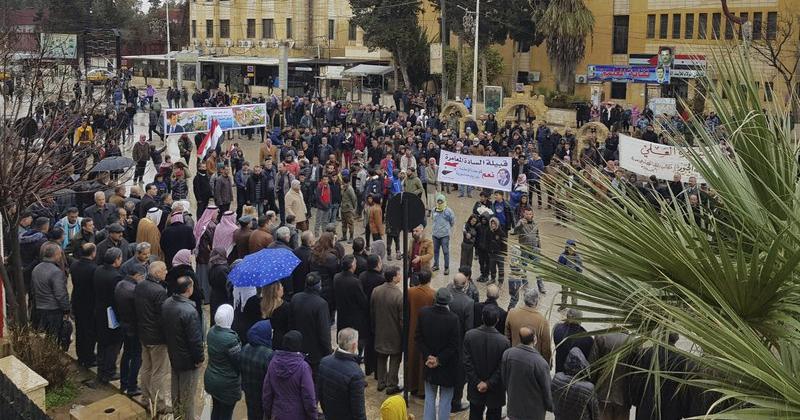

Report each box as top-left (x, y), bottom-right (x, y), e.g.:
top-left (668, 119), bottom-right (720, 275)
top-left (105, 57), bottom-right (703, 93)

top-left (135, 261), bottom-right (171, 413)
top-left (285, 178), bottom-right (308, 231)
top-left (93, 247), bottom-right (125, 386)
top-left (84, 190), bottom-right (117, 231)
top-left (552, 308), bottom-right (593, 374)
top-left (318, 327), bottom-right (367, 419)
top-left (475, 283), bottom-right (508, 336)
top-left (32, 241), bottom-right (70, 346)
top-left (505, 288), bottom-right (552, 366)
top-left (448, 272), bottom-right (475, 412)
top-left (121, 242), bottom-right (152, 275)
top-left (269, 226), bottom-right (294, 294)
top-left (115, 263), bottom-right (146, 396)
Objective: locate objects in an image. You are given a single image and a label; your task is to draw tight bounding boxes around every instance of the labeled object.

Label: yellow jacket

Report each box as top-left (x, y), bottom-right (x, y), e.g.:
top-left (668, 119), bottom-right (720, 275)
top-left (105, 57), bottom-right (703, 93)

top-left (74, 126), bottom-right (94, 145)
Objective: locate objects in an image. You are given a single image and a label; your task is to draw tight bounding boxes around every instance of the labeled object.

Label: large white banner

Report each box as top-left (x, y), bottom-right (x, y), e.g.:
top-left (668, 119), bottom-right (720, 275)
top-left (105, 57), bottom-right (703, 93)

top-left (619, 134), bottom-right (706, 183)
top-left (163, 103), bottom-right (268, 136)
top-left (438, 150), bottom-right (513, 192)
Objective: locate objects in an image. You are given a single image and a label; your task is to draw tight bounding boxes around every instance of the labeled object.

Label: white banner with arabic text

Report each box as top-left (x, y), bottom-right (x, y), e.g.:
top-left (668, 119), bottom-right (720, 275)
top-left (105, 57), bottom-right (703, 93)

top-left (618, 134), bottom-right (706, 183)
top-left (437, 150), bottom-right (513, 192)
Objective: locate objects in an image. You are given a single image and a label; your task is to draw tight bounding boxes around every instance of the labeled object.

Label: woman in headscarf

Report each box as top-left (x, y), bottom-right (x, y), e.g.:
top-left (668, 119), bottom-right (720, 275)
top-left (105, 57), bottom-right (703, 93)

top-left (208, 248), bottom-right (231, 326)
top-left (425, 157), bottom-right (439, 210)
top-left (381, 395), bottom-right (410, 420)
top-left (165, 249), bottom-right (204, 323)
top-left (261, 282), bottom-right (290, 349)
top-left (510, 173), bottom-right (529, 211)
top-left (230, 260), bottom-right (261, 346)
top-left (212, 210), bottom-right (238, 256)
top-left (262, 330), bottom-right (317, 420)
top-left (195, 205), bottom-right (219, 304)
top-left (204, 304), bottom-right (242, 420)
top-left (136, 207), bottom-right (164, 260)
top-left (240, 320), bottom-right (273, 420)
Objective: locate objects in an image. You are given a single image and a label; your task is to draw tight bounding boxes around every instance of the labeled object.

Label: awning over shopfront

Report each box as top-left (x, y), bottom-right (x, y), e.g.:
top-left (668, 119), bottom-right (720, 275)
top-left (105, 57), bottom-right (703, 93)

top-left (197, 55), bottom-right (311, 66)
top-left (342, 64), bottom-right (394, 78)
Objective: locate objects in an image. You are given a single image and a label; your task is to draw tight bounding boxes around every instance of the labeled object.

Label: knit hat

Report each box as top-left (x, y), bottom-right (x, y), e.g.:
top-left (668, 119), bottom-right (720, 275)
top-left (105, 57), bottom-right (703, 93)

top-left (435, 287), bottom-right (453, 306)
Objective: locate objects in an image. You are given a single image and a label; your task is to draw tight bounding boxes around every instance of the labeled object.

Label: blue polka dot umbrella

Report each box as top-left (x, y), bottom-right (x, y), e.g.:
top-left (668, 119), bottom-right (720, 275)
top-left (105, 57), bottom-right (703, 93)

top-left (228, 247), bottom-right (300, 288)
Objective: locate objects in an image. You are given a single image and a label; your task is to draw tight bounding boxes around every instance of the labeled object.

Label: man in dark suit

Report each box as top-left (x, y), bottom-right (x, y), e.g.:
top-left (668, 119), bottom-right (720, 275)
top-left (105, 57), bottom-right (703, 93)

top-left (463, 307), bottom-right (511, 420)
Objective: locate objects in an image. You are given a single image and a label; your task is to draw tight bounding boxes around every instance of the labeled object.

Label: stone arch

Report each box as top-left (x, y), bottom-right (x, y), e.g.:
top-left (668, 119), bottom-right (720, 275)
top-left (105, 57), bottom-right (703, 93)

top-left (495, 94), bottom-right (549, 124)
top-left (575, 121), bottom-right (609, 151)
top-left (441, 101), bottom-right (479, 134)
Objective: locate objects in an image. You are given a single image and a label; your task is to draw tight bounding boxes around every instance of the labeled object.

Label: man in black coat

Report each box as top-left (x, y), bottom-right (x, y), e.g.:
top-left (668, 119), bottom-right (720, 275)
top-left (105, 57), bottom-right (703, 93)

top-left (160, 214), bottom-right (196, 269)
top-left (193, 169), bottom-right (212, 217)
top-left (474, 284), bottom-right (508, 336)
top-left (449, 273), bottom-right (475, 412)
top-left (289, 272), bottom-right (332, 379)
top-left (333, 255), bottom-right (368, 337)
top-left (92, 247), bottom-right (125, 386)
top-left (463, 307), bottom-right (511, 420)
top-left (138, 183), bottom-right (159, 218)
top-left (292, 231), bottom-right (313, 296)
top-left (358, 254), bottom-right (384, 377)
top-left (70, 242), bottom-right (98, 368)
top-left (415, 288), bottom-right (461, 418)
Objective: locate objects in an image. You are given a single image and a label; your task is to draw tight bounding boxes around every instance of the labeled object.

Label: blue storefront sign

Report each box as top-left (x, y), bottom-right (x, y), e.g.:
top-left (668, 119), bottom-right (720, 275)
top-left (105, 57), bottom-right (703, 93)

top-left (587, 65), bottom-right (671, 84)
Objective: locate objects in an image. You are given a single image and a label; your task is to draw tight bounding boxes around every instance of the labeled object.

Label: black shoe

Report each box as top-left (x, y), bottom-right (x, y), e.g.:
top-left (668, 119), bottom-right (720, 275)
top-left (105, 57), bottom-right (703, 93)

top-left (110, 373), bottom-right (121, 381)
top-left (126, 387), bottom-right (142, 397)
top-left (444, 269), bottom-right (449, 275)
top-left (451, 401), bottom-right (469, 412)
top-left (377, 383), bottom-right (386, 392)
top-left (385, 386), bottom-right (403, 395)
top-left (432, 266), bottom-right (439, 272)
top-left (477, 275), bottom-right (488, 283)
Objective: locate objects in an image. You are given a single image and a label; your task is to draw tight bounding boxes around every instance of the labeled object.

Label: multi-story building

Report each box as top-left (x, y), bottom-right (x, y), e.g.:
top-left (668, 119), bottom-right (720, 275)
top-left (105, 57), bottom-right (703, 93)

top-left (504, 0), bottom-right (796, 110)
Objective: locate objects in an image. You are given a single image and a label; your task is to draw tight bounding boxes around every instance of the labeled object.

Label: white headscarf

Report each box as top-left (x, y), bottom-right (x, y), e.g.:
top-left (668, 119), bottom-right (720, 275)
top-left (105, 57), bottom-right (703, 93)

top-left (146, 207), bottom-right (162, 226)
top-left (233, 286), bottom-right (257, 313)
top-left (214, 304), bottom-right (234, 329)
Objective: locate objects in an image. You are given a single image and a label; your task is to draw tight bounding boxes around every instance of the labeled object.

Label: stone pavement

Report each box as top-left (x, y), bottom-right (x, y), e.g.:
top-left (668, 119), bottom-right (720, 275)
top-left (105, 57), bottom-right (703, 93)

top-left (69, 102), bottom-right (632, 419)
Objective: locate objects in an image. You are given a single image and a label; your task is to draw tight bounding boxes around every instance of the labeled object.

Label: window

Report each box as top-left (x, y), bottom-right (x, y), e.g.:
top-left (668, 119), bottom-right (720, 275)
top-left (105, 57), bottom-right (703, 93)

top-left (685, 13), bottom-right (694, 39)
top-left (767, 12), bottom-right (777, 40)
top-left (348, 20), bottom-right (357, 41)
top-left (328, 19), bottom-right (335, 40)
top-left (262, 19), bottom-right (274, 39)
top-left (247, 19), bottom-right (256, 38)
top-left (712, 13), bottom-right (721, 39)
top-left (612, 15), bottom-right (629, 54)
top-left (191, 20), bottom-right (196, 38)
top-left (286, 18), bottom-right (293, 38)
top-left (724, 17), bottom-right (733, 39)
top-left (764, 82), bottom-right (774, 101)
top-left (611, 82), bottom-right (627, 100)
top-left (659, 14), bottom-right (668, 39)
top-left (672, 14), bottom-right (681, 39)
top-left (646, 14), bottom-right (656, 39)
top-left (698, 13), bottom-right (708, 39)
top-left (220, 19), bottom-right (230, 38)
top-left (206, 19), bottom-right (213, 37)
top-left (753, 12), bottom-right (763, 40)
top-left (738, 13), bottom-right (748, 39)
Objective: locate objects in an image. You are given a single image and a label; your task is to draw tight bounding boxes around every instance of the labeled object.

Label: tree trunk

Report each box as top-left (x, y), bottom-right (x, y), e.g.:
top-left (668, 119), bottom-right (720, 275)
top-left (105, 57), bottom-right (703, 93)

top-left (0, 229), bottom-right (26, 326)
top-left (509, 40), bottom-right (518, 97)
top-left (398, 56), bottom-right (412, 90)
top-left (392, 63), bottom-right (399, 91)
top-left (456, 37), bottom-right (463, 99)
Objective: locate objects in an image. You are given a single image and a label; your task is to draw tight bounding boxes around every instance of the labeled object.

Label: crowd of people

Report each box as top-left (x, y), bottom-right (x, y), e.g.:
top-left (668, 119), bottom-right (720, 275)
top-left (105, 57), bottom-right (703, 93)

top-left (11, 82), bottom-right (726, 420)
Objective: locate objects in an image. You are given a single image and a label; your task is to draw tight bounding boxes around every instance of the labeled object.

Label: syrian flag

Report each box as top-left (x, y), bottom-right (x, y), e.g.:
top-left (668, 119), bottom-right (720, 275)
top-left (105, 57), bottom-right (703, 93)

top-left (197, 119), bottom-right (223, 159)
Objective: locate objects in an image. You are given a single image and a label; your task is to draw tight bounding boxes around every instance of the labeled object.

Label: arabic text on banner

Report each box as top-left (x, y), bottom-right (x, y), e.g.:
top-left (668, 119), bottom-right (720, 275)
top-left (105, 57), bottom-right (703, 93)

top-left (437, 150), bottom-right (513, 192)
top-left (163, 103), bottom-right (268, 135)
top-left (618, 134), bottom-right (706, 183)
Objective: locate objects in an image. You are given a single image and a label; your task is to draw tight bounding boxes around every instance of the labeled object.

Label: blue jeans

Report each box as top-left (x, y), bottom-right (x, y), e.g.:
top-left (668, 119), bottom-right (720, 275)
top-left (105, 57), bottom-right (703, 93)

top-left (521, 249), bottom-right (545, 292)
top-left (120, 332), bottom-right (142, 392)
top-left (328, 203), bottom-right (340, 224)
top-left (458, 184), bottom-right (473, 197)
top-left (508, 278), bottom-right (528, 311)
top-left (424, 381), bottom-right (453, 420)
top-left (432, 236), bottom-right (450, 270)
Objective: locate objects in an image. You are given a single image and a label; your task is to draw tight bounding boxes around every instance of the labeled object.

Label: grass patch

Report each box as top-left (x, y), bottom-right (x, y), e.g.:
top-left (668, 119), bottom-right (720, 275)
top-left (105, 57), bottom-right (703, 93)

top-left (46, 380), bottom-right (78, 409)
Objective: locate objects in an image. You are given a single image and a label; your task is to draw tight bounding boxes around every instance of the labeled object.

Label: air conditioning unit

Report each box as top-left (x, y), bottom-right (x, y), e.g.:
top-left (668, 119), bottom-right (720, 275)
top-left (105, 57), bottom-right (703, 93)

top-left (205, 39), bottom-right (214, 47)
top-left (224, 39), bottom-right (233, 47)
top-left (575, 74), bottom-right (588, 84)
top-left (258, 40), bottom-right (268, 48)
top-left (244, 40), bottom-right (252, 48)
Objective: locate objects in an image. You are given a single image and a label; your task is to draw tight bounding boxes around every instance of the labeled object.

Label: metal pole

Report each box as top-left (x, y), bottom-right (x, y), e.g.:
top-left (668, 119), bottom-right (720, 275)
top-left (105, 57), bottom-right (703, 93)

top-left (472, 0), bottom-right (479, 118)
top-left (440, 0), bottom-right (448, 104)
top-left (166, 0), bottom-right (172, 85)
top-left (401, 193), bottom-right (410, 404)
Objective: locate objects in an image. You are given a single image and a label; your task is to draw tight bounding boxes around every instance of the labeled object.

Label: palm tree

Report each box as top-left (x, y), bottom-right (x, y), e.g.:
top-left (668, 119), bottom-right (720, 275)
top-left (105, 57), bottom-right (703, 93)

top-left (528, 48), bottom-right (800, 418)
top-left (539, 0), bottom-right (594, 94)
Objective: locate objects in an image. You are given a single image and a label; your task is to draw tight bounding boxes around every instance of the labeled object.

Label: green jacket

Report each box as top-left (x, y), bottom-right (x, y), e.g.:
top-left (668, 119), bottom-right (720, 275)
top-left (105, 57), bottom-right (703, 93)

top-left (341, 184), bottom-right (358, 214)
top-left (204, 326), bottom-right (242, 405)
top-left (404, 176), bottom-right (424, 198)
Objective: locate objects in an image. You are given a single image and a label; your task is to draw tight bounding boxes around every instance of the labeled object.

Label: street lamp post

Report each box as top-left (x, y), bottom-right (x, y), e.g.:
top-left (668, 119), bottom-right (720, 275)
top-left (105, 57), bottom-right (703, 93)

top-left (166, 0), bottom-right (172, 85)
top-left (471, 0), bottom-right (479, 118)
